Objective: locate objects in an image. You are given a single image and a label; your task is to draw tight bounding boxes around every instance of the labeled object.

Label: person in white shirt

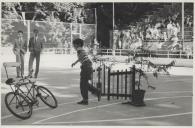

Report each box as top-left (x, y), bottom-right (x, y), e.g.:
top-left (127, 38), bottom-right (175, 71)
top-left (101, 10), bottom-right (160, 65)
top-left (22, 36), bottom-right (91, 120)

top-left (13, 30), bottom-right (27, 77)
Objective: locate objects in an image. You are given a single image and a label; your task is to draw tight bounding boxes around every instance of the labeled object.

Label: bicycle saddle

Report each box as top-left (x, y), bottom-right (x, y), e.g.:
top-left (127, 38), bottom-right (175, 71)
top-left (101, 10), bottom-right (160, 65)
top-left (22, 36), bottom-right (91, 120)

top-left (5, 78), bottom-right (15, 85)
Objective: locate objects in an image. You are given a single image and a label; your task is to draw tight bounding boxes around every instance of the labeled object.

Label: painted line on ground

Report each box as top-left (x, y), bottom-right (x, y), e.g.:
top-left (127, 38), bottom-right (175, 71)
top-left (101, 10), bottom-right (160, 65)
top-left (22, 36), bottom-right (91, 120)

top-left (1, 97), bottom-right (100, 120)
top-left (41, 112), bottom-right (192, 124)
top-left (1, 95), bottom-right (192, 120)
top-left (144, 96), bottom-right (192, 101)
top-left (32, 95), bottom-right (192, 124)
top-left (148, 91), bottom-right (192, 94)
top-left (32, 101), bottom-right (121, 124)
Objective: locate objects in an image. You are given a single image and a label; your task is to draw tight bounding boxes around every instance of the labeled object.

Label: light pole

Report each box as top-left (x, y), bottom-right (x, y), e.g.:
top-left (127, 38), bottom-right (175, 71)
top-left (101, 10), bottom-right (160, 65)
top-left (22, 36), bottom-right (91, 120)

top-left (112, 2), bottom-right (116, 56)
top-left (182, 2), bottom-right (184, 51)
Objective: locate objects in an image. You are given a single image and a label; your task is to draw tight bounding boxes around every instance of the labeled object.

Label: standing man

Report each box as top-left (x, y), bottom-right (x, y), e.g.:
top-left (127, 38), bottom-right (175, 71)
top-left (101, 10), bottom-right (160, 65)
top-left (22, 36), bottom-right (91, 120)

top-left (28, 29), bottom-right (43, 78)
top-left (13, 30), bottom-right (27, 77)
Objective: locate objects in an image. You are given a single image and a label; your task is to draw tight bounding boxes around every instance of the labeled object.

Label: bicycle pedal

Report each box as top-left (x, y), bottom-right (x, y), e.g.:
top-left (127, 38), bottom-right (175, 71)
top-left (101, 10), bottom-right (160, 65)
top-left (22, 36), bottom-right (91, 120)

top-left (35, 100), bottom-right (39, 106)
top-left (16, 105), bottom-right (19, 109)
top-left (36, 104), bottom-right (39, 107)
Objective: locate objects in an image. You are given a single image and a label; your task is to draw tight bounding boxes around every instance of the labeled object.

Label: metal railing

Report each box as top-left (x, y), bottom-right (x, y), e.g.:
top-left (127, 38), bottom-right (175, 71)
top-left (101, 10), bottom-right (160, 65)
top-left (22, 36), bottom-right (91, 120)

top-left (96, 49), bottom-right (193, 59)
top-left (41, 47), bottom-right (193, 59)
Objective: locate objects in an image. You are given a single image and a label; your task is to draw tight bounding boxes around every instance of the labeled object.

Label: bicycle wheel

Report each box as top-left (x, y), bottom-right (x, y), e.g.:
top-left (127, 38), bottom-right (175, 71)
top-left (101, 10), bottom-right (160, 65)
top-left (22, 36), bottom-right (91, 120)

top-left (5, 92), bottom-right (32, 119)
top-left (37, 86), bottom-right (57, 108)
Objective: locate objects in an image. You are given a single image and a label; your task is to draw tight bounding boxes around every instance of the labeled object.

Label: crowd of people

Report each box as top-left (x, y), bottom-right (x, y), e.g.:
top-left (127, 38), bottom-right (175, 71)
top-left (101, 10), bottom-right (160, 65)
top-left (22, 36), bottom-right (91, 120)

top-left (113, 14), bottom-right (183, 51)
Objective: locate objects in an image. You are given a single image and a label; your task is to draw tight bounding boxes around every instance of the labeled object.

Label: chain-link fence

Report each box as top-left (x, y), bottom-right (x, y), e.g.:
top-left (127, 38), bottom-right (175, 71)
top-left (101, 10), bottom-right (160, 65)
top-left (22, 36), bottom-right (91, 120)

top-left (1, 19), bottom-right (97, 52)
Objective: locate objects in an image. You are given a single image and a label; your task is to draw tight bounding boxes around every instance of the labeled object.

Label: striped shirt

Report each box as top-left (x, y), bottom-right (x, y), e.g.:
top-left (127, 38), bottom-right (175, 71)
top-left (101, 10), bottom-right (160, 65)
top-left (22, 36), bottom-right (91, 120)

top-left (77, 48), bottom-right (91, 64)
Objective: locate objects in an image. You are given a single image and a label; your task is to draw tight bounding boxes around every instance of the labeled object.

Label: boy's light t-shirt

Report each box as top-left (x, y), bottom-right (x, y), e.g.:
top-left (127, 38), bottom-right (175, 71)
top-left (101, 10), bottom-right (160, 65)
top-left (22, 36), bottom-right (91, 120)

top-left (77, 48), bottom-right (92, 64)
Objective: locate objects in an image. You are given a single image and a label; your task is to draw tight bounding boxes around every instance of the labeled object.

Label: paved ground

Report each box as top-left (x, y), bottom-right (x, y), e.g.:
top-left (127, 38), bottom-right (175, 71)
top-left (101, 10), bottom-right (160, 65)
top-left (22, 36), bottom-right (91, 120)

top-left (0, 52), bottom-right (193, 126)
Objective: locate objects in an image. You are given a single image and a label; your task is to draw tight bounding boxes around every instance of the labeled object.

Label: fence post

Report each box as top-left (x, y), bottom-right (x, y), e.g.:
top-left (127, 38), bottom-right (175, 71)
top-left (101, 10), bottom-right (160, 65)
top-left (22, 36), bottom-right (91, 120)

top-left (121, 70), bottom-right (123, 98)
top-left (131, 65), bottom-right (136, 100)
top-left (92, 69), bottom-right (94, 87)
top-left (107, 68), bottom-right (111, 101)
top-left (103, 64), bottom-right (106, 95)
top-left (125, 69), bottom-right (127, 100)
top-left (97, 67), bottom-right (101, 85)
top-left (117, 70), bottom-right (119, 99)
top-left (112, 72), bottom-right (115, 99)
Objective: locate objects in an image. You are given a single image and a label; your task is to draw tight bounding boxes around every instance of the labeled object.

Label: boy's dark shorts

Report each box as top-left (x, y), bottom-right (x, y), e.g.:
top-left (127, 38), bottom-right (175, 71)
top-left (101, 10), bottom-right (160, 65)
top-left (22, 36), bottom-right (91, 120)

top-left (80, 60), bottom-right (93, 80)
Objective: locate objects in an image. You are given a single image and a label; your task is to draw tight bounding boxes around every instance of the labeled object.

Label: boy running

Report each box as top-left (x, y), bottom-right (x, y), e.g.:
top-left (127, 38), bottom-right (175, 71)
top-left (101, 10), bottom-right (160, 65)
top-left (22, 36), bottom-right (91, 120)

top-left (71, 38), bottom-right (101, 105)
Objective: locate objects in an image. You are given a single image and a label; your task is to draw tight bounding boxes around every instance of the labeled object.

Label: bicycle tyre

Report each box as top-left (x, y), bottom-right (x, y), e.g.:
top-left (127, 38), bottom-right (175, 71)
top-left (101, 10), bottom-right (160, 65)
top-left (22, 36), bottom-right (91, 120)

top-left (37, 86), bottom-right (57, 108)
top-left (5, 92), bottom-right (32, 119)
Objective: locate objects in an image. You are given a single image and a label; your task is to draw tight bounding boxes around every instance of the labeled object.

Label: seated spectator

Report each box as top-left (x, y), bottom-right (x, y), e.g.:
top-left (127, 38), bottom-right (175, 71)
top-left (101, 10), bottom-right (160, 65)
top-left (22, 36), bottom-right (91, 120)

top-left (185, 15), bottom-right (193, 27)
top-left (167, 20), bottom-right (173, 39)
top-left (168, 22), bottom-right (180, 50)
top-left (152, 26), bottom-right (160, 40)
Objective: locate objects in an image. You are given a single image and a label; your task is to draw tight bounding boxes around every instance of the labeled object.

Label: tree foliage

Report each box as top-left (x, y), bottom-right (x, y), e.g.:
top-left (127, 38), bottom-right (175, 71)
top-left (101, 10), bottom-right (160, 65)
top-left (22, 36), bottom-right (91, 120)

top-left (1, 2), bottom-right (97, 47)
top-left (1, 2), bottom-right (93, 23)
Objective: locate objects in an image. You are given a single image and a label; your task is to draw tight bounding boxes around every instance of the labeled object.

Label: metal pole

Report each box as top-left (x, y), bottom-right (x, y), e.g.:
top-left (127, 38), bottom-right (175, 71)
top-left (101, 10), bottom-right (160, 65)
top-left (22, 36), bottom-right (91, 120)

top-left (27, 20), bottom-right (30, 46)
top-left (95, 8), bottom-right (97, 40)
top-left (182, 2), bottom-right (184, 51)
top-left (113, 2), bottom-right (115, 31)
top-left (70, 23), bottom-right (73, 54)
top-left (112, 2), bottom-right (115, 56)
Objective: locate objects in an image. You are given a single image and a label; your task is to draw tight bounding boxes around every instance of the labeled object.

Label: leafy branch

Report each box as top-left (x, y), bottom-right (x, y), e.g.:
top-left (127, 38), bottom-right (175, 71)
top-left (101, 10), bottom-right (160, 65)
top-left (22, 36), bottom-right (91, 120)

top-left (148, 60), bottom-right (175, 78)
top-left (131, 52), bottom-right (175, 90)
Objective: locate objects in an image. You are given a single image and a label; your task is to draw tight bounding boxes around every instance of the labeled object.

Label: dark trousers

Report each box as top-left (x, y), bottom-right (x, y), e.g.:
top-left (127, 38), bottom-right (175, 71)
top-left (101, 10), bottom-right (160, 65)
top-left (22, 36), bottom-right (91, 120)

top-left (16, 53), bottom-right (24, 77)
top-left (28, 52), bottom-right (40, 77)
top-left (80, 61), bottom-right (97, 101)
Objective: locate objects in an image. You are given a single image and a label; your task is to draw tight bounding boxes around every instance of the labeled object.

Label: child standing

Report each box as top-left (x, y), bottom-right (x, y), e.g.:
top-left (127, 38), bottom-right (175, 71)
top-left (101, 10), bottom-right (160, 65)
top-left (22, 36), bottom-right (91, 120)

top-left (71, 38), bottom-right (100, 105)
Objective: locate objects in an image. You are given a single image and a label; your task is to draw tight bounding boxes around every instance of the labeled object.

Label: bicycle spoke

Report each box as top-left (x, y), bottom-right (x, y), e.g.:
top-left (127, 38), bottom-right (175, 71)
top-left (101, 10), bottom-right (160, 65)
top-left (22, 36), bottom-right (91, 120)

top-left (37, 86), bottom-right (57, 108)
top-left (8, 95), bottom-right (16, 106)
top-left (39, 89), bottom-right (51, 101)
top-left (19, 101), bottom-right (25, 111)
top-left (39, 88), bottom-right (49, 96)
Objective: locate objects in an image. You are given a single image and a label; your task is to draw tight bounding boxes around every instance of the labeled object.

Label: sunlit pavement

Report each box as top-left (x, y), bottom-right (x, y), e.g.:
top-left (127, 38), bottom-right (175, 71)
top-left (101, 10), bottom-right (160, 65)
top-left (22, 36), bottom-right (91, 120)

top-left (1, 52), bottom-right (193, 126)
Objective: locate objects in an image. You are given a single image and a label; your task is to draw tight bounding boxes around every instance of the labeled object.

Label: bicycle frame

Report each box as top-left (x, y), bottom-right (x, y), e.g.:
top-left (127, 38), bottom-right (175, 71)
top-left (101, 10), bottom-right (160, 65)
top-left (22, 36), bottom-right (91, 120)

top-left (3, 62), bottom-right (38, 105)
top-left (14, 81), bottom-right (39, 106)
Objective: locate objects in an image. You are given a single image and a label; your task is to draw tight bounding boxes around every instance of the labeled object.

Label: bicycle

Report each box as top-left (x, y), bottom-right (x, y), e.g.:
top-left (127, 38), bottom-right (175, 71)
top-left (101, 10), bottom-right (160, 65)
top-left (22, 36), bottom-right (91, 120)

top-left (3, 62), bottom-right (58, 119)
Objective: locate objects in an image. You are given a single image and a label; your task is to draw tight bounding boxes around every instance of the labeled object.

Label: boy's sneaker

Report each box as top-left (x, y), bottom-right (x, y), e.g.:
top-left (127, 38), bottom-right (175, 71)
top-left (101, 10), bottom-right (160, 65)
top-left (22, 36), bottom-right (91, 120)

top-left (77, 100), bottom-right (88, 105)
top-left (16, 75), bottom-right (21, 78)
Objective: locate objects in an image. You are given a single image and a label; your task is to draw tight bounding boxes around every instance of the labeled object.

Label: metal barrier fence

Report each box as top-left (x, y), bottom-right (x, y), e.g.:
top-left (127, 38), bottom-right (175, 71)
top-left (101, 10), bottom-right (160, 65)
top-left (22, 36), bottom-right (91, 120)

top-left (93, 63), bottom-right (136, 101)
